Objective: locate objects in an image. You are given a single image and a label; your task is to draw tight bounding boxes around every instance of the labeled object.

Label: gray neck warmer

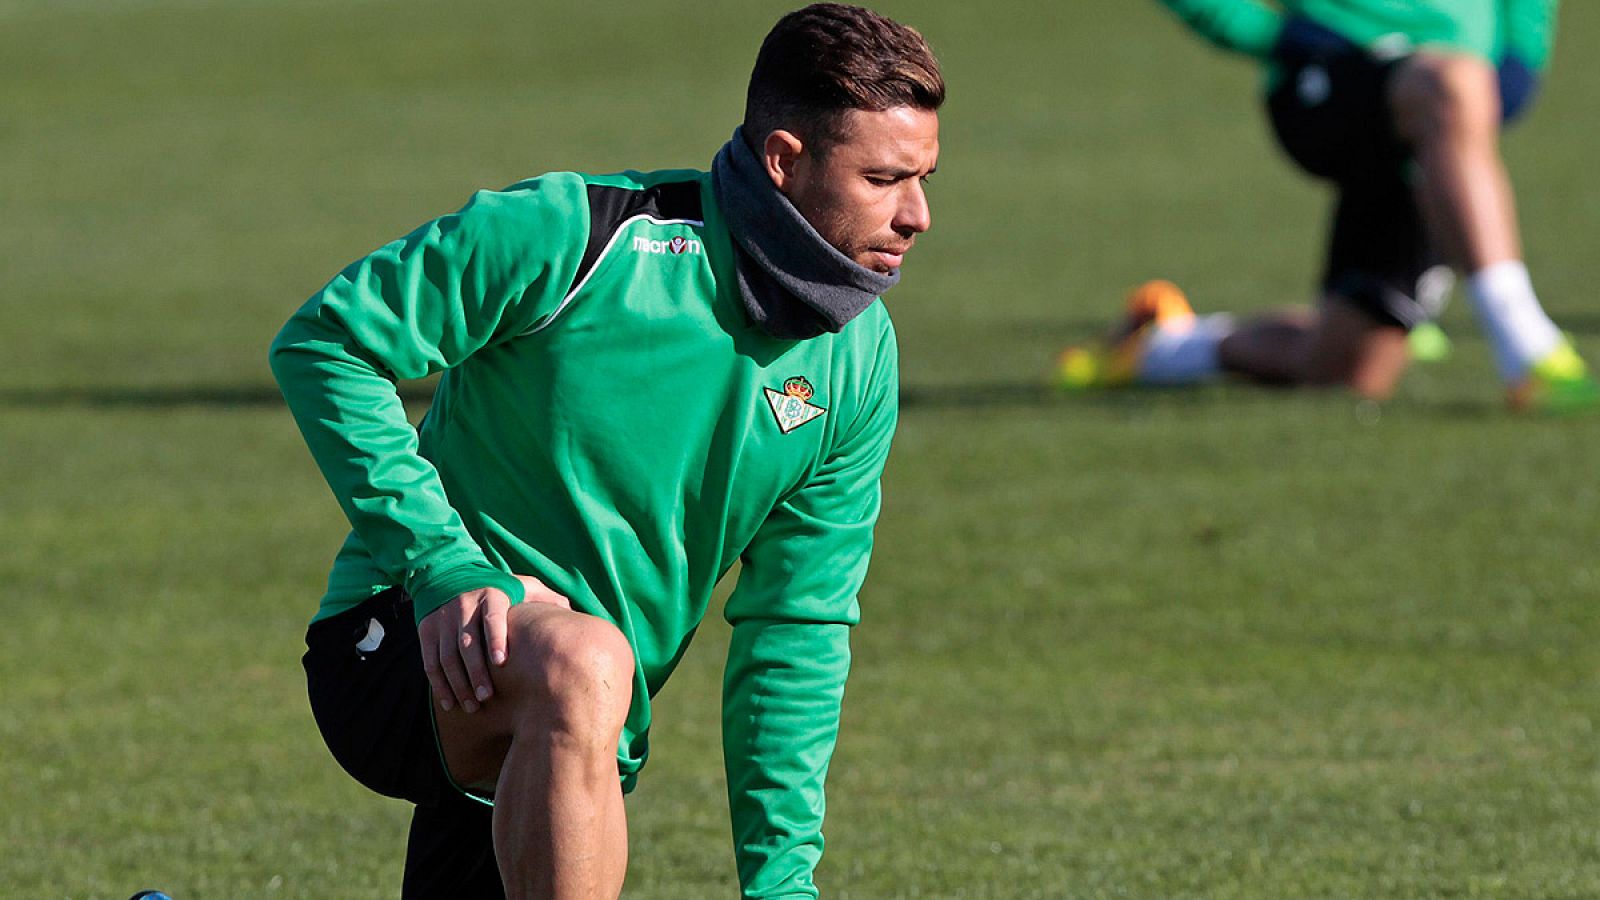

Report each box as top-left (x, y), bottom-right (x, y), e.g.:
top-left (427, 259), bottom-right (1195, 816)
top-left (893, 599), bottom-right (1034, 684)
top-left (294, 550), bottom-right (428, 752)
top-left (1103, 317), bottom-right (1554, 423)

top-left (711, 129), bottom-right (898, 340)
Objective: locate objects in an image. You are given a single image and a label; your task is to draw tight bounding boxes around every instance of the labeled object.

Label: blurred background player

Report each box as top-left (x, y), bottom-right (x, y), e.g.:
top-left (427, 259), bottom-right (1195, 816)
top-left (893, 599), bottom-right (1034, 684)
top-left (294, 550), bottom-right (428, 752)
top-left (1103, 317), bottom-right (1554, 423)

top-left (1057, 0), bottom-right (1599, 412)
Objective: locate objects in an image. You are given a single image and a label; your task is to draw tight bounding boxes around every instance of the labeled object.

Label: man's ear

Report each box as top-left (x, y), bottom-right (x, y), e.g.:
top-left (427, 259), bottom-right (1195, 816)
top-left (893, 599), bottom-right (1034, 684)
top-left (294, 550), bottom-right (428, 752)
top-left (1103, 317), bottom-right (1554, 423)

top-left (760, 129), bottom-right (806, 194)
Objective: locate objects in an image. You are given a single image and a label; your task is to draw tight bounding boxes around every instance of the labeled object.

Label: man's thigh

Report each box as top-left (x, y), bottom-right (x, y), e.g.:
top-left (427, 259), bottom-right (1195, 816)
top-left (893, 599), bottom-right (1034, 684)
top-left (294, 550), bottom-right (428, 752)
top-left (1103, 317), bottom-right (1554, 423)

top-left (1387, 51), bottom-right (1500, 145)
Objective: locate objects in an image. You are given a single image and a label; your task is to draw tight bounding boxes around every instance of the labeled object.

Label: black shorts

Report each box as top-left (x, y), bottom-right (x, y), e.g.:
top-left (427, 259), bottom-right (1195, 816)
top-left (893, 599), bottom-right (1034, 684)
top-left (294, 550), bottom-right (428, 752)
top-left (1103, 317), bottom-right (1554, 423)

top-left (1266, 48), bottom-right (1441, 330)
top-left (304, 588), bottom-right (453, 806)
top-left (304, 588), bottom-right (504, 898)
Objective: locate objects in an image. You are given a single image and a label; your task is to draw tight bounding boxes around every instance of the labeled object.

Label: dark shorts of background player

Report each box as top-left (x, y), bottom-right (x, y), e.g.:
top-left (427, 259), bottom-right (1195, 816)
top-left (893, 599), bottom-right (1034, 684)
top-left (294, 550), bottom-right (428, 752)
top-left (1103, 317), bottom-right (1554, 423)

top-left (304, 587), bottom-right (507, 899)
top-left (1265, 47), bottom-right (1439, 331)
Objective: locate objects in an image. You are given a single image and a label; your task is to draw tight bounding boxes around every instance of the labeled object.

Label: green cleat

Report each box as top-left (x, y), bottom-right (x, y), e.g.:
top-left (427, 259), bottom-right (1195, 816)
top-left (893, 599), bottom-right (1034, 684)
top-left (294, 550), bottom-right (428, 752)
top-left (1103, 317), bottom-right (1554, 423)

top-left (1508, 340), bottom-right (1600, 415)
top-left (1407, 321), bottom-right (1453, 362)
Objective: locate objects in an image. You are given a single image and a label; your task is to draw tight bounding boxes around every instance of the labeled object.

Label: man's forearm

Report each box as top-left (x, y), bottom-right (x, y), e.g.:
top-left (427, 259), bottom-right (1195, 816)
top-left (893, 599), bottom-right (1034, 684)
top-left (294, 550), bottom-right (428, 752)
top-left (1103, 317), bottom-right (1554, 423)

top-left (722, 620), bottom-right (851, 899)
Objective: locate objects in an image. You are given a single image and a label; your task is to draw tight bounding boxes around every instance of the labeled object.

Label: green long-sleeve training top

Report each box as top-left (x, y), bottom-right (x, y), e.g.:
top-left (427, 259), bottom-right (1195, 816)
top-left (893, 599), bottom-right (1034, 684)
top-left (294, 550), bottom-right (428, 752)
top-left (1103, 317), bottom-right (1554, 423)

top-left (269, 167), bottom-right (899, 899)
top-left (1158, 0), bottom-right (1558, 72)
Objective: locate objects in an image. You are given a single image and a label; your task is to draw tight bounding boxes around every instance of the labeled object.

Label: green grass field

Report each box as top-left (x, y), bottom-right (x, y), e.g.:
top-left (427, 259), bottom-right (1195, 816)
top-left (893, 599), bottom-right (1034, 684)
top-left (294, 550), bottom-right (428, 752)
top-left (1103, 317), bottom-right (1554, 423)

top-left (5, 1), bottom-right (1600, 896)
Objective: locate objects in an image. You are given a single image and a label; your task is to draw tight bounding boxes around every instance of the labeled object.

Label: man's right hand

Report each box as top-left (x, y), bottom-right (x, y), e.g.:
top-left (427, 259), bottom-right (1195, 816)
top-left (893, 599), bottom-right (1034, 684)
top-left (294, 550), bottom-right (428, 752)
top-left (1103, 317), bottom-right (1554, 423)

top-left (418, 576), bottom-right (572, 713)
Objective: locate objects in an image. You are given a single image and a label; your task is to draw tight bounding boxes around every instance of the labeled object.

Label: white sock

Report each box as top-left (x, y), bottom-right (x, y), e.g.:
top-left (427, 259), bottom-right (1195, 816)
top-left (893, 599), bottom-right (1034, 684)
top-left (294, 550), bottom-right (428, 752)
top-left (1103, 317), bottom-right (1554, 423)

top-left (1466, 260), bottom-right (1562, 382)
top-left (1136, 314), bottom-right (1234, 385)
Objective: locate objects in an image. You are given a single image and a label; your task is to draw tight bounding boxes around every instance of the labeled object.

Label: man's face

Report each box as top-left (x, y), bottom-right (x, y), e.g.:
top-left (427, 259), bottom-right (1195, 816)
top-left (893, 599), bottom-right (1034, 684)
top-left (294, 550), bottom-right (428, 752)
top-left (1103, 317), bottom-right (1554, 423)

top-left (773, 107), bottom-right (940, 274)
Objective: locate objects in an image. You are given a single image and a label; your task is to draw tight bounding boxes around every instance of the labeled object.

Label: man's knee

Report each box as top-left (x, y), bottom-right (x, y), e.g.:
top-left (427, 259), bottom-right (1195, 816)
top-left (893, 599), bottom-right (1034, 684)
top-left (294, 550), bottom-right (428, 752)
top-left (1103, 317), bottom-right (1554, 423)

top-left (1391, 53), bottom-right (1500, 145)
top-left (503, 609), bottom-right (635, 742)
top-left (1302, 299), bottom-right (1410, 397)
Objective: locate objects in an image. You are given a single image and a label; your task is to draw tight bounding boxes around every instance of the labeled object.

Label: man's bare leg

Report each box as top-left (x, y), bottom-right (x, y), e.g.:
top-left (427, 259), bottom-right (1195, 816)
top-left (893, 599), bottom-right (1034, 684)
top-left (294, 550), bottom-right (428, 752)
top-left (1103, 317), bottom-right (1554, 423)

top-left (1389, 52), bottom-right (1517, 272)
top-left (435, 602), bottom-right (635, 898)
top-left (1218, 300), bottom-right (1409, 398)
top-left (1298, 299), bottom-right (1411, 398)
top-left (1215, 307), bottom-right (1316, 385)
top-left (1388, 51), bottom-right (1583, 400)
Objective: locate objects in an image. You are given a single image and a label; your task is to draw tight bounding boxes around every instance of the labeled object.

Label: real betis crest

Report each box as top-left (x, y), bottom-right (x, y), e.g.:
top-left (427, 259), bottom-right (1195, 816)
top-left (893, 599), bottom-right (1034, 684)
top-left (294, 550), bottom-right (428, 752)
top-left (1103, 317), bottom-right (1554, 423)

top-left (764, 376), bottom-right (826, 434)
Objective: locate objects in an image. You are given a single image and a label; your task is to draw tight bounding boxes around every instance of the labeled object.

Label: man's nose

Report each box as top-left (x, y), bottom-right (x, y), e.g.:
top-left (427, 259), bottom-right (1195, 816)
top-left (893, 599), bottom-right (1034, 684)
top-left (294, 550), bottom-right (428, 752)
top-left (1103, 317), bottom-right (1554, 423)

top-left (895, 181), bottom-right (931, 235)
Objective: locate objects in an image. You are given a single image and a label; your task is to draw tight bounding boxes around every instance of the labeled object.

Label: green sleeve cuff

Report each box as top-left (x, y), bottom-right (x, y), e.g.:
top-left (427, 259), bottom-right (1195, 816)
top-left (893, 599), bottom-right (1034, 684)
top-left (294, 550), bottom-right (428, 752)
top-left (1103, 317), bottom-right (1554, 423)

top-left (407, 563), bottom-right (526, 625)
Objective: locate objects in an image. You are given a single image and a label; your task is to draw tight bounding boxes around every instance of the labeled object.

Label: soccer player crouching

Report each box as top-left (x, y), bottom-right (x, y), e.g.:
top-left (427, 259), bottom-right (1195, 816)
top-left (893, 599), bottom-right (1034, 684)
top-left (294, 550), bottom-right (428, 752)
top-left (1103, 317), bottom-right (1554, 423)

top-left (270, 4), bottom-right (942, 896)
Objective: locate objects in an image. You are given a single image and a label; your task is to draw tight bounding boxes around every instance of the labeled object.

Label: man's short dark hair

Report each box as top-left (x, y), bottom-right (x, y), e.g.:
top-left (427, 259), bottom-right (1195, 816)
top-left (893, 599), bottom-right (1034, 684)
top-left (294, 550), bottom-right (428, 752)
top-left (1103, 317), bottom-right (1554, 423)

top-left (743, 3), bottom-right (945, 153)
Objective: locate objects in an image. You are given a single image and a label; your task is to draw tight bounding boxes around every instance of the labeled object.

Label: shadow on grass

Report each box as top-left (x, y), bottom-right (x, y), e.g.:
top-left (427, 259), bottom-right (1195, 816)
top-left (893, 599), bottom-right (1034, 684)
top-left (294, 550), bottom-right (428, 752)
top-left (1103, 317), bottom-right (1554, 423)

top-left (0, 380), bottom-right (1515, 421)
top-left (999, 314), bottom-right (1117, 339)
top-left (0, 380), bottom-right (1072, 411)
top-left (904, 381), bottom-right (1509, 421)
top-left (1551, 313), bottom-right (1600, 337)
top-left (0, 381), bottom-right (1096, 412)
top-left (0, 384), bottom-right (437, 409)
top-left (902, 382), bottom-right (1058, 409)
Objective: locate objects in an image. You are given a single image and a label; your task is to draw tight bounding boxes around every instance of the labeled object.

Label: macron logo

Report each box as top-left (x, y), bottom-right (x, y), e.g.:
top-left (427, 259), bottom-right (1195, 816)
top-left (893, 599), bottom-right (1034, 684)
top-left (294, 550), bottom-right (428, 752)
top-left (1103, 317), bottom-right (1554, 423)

top-left (632, 235), bottom-right (702, 257)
